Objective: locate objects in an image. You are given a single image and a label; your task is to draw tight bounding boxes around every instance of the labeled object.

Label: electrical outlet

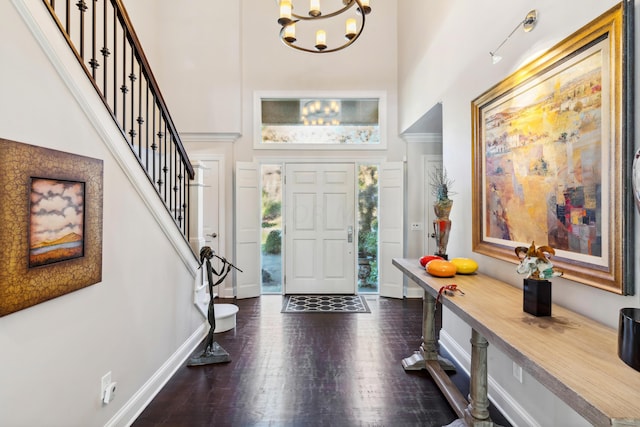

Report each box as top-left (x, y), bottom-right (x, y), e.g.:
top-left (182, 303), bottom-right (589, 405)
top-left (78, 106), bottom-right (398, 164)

top-left (512, 362), bottom-right (523, 383)
top-left (101, 372), bottom-right (112, 403)
top-left (103, 382), bottom-right (117, 404)
top-left (410, 223), bottom-right (423, 230)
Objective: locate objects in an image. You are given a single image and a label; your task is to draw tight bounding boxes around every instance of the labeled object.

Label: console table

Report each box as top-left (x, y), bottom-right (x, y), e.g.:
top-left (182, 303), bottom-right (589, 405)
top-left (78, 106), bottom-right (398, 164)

top-left (393, 257), bottom-right (640, 427)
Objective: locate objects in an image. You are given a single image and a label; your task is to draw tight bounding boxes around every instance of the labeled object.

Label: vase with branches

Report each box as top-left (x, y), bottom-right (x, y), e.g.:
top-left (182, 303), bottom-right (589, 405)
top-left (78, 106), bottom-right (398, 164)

top-left (429, 167), bottom-right (455, 258)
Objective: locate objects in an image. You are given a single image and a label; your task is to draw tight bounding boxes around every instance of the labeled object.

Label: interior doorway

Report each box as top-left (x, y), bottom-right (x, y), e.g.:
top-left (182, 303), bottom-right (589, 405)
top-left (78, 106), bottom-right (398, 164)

top-left (260, 162), bottom-right (379, 294)
top-left (239, 161), bottom-right (401, 299)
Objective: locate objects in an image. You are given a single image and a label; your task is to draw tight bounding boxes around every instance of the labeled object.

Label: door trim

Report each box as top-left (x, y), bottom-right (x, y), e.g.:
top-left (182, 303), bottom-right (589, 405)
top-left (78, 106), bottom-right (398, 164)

top-left (190, 154), bottom-right (229, 297)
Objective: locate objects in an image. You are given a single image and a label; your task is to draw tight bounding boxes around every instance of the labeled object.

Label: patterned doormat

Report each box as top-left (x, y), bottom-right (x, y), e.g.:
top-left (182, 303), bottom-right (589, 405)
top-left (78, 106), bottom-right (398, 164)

top-left (282, 295), bottom-right (371, 313)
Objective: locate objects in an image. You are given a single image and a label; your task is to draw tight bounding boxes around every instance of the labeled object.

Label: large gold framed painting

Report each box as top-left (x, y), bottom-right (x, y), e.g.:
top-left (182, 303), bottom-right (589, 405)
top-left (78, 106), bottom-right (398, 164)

top-left (472, 3), bottom-right (634, 294)
top-left (0, 139), bottom-right (104, 316)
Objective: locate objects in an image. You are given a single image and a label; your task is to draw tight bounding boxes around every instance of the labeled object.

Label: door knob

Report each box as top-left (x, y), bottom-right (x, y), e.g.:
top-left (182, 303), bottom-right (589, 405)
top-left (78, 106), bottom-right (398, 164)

top-left (347, 226), bottom-right (353, 243)
top-left (208, 232), bottom-right (218, 239)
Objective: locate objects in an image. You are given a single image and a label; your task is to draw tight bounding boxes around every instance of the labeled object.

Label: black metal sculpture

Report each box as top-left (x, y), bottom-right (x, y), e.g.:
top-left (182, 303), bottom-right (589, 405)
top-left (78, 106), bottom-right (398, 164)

top-left (188, 246), bottom-right (242, 366)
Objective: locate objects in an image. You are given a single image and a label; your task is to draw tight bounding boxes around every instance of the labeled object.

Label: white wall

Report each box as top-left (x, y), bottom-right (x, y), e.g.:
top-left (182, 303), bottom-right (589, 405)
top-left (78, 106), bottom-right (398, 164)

top-left (0, 2), bottom-right (204, 426)
top-left (398, 1), bottom-right (640, 425)
top-left (124, 0), bottom-right (242, 135)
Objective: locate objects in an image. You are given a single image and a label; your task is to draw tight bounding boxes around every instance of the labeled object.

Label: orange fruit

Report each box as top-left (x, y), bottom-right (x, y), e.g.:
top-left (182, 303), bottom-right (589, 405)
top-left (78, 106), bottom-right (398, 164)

top-left (425, 259), bottom-right (457, 277)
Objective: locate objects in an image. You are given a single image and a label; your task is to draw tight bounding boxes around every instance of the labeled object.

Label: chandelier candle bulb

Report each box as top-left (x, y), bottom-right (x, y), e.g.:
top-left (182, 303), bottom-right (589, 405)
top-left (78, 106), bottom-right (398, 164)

top-left (315, 30), bottom-right (327, 50)
top-left (309, 0), bottom-right (321, 17)
top-left (345, 18), bottom-right (357, 39)
top-left (284, 24), bottom-right (296, 42)
top-left (278, 0), bottom-right (292, 25)
top-left (359, 0), bottom-right (371, 14)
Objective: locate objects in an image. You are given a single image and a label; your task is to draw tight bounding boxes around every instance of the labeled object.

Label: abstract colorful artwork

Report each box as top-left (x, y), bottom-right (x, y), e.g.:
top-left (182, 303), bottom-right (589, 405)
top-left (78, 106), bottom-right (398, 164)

top-left (483, 51), bottom-right (603, 257)
top-left (0, 139), bottom-right (103, 316)
top-left (472, 4), bottom-right (633, 294)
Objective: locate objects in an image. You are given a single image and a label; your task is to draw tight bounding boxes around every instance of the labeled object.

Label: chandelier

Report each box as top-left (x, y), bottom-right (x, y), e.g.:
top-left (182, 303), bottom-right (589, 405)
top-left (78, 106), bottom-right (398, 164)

top-left (277, 0), bottom-right (372, 53)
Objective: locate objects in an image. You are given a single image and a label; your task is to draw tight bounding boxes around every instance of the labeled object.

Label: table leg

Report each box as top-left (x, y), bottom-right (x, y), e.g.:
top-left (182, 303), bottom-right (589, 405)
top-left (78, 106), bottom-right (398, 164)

top-left (402, 290), bottom-right (456, 371)
top-left (464, 328), bottom-right (496, 427)
top-left (402, 290), bottom-right (437, 369)
top-left (422, 290), bottom-right (439, 360)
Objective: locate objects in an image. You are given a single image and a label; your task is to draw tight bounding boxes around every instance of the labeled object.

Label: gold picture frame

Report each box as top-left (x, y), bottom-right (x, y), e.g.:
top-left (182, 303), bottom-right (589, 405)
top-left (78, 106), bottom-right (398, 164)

top-left (0, 138), bottom-right (103, 316)
top-left (472, 3), bottom-right (634, 294)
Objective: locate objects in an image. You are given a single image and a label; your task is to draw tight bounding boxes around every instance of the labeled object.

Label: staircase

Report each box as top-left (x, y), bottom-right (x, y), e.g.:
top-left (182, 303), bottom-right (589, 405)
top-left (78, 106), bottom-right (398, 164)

top-left (41, 0), bottom-right (194, 242)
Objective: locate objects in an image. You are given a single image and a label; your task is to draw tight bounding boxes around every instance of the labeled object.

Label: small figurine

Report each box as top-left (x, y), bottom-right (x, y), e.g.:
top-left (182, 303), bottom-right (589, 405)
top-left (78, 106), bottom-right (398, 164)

top-left (514, 241), bottom-right (562, 280)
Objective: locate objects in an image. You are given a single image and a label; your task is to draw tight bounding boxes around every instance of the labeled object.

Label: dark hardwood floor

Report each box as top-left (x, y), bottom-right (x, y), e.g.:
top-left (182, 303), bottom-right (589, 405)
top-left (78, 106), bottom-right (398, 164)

top-left (133, 295), bottom-right (508, 427)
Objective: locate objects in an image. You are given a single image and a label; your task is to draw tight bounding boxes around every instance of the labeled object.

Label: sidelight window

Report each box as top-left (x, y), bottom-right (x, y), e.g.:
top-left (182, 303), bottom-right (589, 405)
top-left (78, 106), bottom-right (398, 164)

top-left (260, 164), bottom-right (283, 294)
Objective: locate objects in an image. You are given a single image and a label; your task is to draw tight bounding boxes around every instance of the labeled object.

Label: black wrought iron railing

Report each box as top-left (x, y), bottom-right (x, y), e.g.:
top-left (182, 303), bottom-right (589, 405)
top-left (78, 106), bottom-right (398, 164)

top-left (42, 0), bottom-right (194, 240)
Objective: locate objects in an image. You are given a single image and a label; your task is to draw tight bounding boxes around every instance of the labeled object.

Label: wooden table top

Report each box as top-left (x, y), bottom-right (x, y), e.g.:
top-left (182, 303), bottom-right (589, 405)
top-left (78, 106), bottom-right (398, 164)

top-left (393, 258), bottom-right (640, 427)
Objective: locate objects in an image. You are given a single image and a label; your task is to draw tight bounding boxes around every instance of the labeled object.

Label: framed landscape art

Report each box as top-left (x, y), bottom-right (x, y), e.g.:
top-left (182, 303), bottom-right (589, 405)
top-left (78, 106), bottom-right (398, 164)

top-left (472, 3), bottom-right (634, 294)
top-left (29, 178), bottom-right (86, 268)
top-left (0, 139), bottom-right (103, 316)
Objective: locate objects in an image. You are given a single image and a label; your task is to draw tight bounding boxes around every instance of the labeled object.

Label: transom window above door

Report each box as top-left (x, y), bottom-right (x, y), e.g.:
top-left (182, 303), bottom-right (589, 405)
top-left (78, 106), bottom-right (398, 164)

top-left (254, 92), bottom-right (386, 150)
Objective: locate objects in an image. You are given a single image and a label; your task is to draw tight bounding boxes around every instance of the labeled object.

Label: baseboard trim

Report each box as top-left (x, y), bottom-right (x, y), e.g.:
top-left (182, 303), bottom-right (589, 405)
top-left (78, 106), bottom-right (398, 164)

top-left (106, 323), bottom-right (208, 427)
top-left (439, 330), bottom-right (539, 427)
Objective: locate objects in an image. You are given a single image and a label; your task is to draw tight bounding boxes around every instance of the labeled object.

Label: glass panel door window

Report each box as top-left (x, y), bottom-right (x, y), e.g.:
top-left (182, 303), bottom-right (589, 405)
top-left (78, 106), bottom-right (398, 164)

top-left (357, 164), bottom-right (379, 293)
top-left (261, 165), bottom-right (283, 294)
top-left (255, 93), bottom-right (386, 149)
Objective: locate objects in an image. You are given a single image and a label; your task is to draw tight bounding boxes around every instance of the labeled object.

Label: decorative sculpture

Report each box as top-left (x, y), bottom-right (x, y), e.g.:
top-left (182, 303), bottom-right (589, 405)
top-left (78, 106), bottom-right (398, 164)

top-left (515, 241), bottom-right (561, 317)
top-left (188, 246), bottom-right (242, 366)
top-left (514, 241), bottom-right (562, 280)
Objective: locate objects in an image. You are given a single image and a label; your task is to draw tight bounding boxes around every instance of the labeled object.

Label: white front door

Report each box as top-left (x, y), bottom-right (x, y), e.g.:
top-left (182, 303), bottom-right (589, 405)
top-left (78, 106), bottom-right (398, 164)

top-left (285, 163), bottom-right (356, 294)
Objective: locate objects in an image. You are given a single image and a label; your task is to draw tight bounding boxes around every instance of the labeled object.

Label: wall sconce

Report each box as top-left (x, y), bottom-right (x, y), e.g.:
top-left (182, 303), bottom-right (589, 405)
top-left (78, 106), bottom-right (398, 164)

top-left (489, 10), bottom-right (538, 64)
